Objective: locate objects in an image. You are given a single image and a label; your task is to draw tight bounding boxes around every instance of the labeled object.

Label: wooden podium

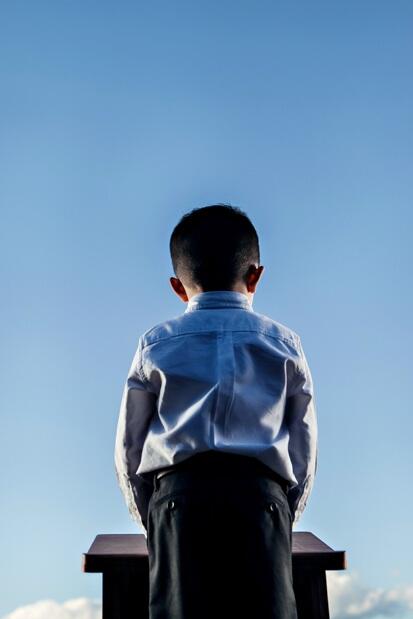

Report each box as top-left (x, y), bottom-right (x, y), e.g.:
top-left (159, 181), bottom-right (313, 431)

top-left (82, 531), bottom-right (346, 618)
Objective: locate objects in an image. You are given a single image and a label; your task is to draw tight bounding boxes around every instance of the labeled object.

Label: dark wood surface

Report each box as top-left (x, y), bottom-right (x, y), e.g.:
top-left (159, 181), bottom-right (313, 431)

top-left (82, 531), bottom-right (346, 572)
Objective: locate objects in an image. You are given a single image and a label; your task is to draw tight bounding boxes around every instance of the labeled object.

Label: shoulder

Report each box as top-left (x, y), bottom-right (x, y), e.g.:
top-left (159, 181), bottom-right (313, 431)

top-left (250, 310), bottom-right (301, 349)
top-left (138, 314), bottom-right (186, 349)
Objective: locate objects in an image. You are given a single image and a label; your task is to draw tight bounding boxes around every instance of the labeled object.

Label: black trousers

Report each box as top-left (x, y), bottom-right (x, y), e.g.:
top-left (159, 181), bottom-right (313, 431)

top-left (147, 451), bottom-right (298, 619)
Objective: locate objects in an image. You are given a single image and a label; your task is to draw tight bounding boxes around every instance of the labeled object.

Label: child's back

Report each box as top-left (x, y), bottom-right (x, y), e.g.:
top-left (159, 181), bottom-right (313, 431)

top-left (115, 204), bottom-right (318, 619)
top-left (136, 290), bottom-right (317, 523)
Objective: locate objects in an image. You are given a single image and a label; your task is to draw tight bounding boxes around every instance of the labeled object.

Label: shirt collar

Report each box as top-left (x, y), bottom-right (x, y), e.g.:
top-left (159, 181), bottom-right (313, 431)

top-left (184, 290), bottom-right (253, 313)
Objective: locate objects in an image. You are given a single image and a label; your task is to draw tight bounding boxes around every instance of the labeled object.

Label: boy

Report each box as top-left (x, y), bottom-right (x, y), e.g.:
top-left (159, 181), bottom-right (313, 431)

top-left (114, 204), bottom-right (318, 619)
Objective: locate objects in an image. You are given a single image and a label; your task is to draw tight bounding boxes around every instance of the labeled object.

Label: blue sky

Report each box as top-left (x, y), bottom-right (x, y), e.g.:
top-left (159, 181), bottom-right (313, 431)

top-left (1, 2), bottom-right (412, 618)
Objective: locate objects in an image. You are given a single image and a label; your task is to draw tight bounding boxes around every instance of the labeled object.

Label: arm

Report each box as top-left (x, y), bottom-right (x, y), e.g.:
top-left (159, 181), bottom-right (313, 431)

top-left (285, 336), bottom-right (318, 526)
top-left (114, 336), bottom-right (157, 538)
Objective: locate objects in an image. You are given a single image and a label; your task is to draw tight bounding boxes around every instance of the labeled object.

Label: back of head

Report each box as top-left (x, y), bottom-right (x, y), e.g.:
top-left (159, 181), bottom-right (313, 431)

top-left (169, 204), bottom-right (260, 291)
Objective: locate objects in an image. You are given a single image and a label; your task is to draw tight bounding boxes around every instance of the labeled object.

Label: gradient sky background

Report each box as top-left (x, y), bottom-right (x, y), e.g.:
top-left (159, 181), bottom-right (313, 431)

top-left (1, 2), bottom-right (412, 618)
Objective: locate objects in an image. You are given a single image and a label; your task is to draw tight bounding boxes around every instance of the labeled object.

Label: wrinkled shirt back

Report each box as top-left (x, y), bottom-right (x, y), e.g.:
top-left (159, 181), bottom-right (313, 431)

top-left (114, 290), bottom-right (318, 535)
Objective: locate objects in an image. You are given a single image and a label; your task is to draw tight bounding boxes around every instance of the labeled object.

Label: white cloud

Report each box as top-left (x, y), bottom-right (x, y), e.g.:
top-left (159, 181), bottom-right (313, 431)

top-left (3, 578), bottom-right (413, 619)
top-left (327, 571), bottom-right (413, 618)
top-left (0, 598), bottom-right (101, 619)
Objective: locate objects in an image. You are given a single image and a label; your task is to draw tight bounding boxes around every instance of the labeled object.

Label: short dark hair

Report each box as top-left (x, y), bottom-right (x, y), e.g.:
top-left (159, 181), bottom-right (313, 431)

top-left (169, 203), bottom-right (260, 291)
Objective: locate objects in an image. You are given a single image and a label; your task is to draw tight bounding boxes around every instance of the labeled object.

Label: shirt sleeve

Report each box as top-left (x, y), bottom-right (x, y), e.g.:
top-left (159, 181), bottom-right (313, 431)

top-left (285, 336), bottom-right (318, 526)
top-left (114, 336), bottom-right (157, 539)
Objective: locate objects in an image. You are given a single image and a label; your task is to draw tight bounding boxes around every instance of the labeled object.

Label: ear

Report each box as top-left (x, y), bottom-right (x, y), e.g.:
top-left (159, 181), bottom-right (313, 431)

top-left (170, 277), bottom-right (189, 302)
top-left (246, 265), bottom-right (264, 293)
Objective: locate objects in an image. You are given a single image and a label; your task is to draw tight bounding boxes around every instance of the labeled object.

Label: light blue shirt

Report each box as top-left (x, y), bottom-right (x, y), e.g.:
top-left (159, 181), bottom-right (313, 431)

top-left (114, 290), bottom-right (318, 538)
